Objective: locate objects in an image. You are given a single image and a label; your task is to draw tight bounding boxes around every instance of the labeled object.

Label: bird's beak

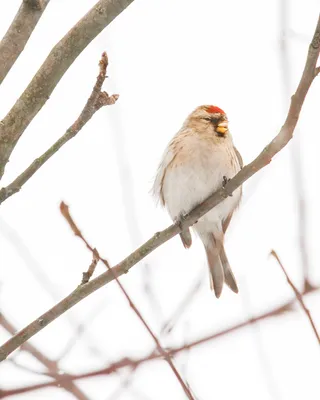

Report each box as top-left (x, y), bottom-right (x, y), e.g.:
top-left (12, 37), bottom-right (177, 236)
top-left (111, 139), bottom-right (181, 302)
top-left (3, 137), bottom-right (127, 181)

top-left (216, 121), bottom-right (228, 135)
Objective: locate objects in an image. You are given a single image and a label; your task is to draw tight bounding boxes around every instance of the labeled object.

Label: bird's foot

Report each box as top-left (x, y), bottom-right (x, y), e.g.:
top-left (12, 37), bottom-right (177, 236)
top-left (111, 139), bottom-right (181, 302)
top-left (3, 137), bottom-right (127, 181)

top-left (176, 213), bottom-right (187, 231)
top-left (222, 176), bottom-right (233, 197)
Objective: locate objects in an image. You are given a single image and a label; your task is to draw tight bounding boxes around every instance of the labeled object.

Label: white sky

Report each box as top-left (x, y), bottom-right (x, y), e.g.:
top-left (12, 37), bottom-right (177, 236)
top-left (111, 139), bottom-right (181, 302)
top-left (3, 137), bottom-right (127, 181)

top-left (1, 0), bottom-right (320, 399)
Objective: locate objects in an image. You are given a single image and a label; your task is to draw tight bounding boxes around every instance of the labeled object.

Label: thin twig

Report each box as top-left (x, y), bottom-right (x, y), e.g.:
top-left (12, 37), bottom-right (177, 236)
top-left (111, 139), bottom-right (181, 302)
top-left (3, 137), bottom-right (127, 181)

top-left (0, 13), bottom-right (320, 364)
top-left (0, 216), bottom-right (108, 360)
top-left (0, 313), bottom-right (90, 400)
top-left (270, 250), bottom-right (320, 345)
top-left (0, 52), bottom-right (119, 204)
top-left (1, 283), bottom-right (319, 398)
top-left (60, 203), bottom-right (195, 400)
top-left (81, 249), bottom-right (99, 284)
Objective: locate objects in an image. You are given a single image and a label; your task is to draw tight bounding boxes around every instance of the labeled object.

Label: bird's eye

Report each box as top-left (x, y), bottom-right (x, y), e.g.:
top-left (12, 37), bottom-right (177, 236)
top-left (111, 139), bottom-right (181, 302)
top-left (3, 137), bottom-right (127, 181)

top-left (203, 117), bottom-right (212, 122)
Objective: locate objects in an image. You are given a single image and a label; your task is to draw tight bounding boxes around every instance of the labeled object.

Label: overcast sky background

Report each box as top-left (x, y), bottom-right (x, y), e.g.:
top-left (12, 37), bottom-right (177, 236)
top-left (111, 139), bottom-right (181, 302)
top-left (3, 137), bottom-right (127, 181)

top-left (1, 0), bottom-right (320, 399)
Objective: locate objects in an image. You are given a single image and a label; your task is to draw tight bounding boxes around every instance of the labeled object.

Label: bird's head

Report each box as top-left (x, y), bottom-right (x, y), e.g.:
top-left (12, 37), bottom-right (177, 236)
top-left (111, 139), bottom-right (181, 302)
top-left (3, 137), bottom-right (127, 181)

top-left (185, 105), bottom-right (229, 138)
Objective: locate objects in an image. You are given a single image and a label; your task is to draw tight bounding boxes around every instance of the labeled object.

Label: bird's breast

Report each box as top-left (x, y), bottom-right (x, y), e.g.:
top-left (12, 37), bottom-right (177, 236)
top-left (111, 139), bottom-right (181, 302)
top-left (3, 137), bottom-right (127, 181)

top-left (162, 136), bottom-right (241, 220)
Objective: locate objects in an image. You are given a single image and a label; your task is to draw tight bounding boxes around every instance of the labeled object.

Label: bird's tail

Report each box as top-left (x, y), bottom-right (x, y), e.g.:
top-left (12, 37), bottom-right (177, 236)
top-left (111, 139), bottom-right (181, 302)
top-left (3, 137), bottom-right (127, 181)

top-left (220, 245), bottom-right (239, 294)
top-left (204, 235), bottom-right (238, 298)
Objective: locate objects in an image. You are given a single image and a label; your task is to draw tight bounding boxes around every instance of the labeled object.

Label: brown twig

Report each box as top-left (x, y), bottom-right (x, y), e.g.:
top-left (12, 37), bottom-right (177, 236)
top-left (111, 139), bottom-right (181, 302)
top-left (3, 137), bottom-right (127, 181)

top-left (0, 0), bottom-right (50, 85)
top-left (0, 13), bottom-right (319, 364)
top-left (0, 0), bottom-right (134, 180)
top-left (60, 203), bottom-right (194, 400)
top-left (1, 283), bottom-right (318, 398)
top-left (81, 249), bottom-right (99, 284)
top-left (0, 313), bottom-right (90, 400)
top-left (270, 250), bottom-right (320, 345)
top-left (0, 52), bottom-right (119, 204)
top-left (0, 216), bottom-right (108, 360)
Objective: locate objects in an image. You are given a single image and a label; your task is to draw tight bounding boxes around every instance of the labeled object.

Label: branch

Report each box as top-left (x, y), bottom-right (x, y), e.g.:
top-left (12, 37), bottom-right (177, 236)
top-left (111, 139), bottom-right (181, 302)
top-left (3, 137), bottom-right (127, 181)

top-left (60, 202), bottom-right (194, 400)
top-left (0, 13), bottom-right (319, 364)
top-left (279, 0), bottom-right (312, 290)
top-left (271, 250), bottom-right (320, 345)
top-left (0, 51), bottom-right (119, 204)
top-left (0, 0), bottom-right (50, 85)
top-left (0, 0), bottom-right (134, 180)
top-left (1, 284), bottom-right (319, 398)
top-left (0, 313), bottom-right (90, 400)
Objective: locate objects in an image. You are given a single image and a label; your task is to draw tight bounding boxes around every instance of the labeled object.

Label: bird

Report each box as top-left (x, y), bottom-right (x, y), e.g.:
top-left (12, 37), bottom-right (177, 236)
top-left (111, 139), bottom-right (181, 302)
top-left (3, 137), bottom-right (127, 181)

top-left (152, 105), bottom-right (243, 298)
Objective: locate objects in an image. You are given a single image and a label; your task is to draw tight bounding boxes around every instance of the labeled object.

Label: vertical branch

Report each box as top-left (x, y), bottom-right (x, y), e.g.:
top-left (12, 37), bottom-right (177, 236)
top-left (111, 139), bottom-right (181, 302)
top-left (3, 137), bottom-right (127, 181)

top-left (107, 110), bottom-right (163, 319)
top-left (279, 0), bottom-right (311, 289)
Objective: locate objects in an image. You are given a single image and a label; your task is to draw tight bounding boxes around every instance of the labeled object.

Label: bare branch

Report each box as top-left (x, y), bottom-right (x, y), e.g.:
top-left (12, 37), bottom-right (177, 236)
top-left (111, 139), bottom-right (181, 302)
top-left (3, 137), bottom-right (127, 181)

top-left (271, 250), bottom-right (320, 345)
top-left (0, 0), bottom-right (134, 180)
top-left (1, 283), bottom-right (319, 398)
top-left (0, 52), bottom-right (119, 204)
top-left (0, 13), bottom-right (319, 365)
top-left (279, 0), bottom-right (312, 290)
top-left (0, 0), bottom-right (50, 85)
top-left (0, 313), bottom-right (90, 400)
top-left (61, 203), bottom-right (195, 400)
top-left (23, 0), bottom-right (44, 10)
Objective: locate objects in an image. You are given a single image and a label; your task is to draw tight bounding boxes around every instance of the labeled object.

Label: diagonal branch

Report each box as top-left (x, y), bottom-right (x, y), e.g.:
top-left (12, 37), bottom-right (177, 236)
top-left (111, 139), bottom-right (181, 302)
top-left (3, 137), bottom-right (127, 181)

top-left (1, 283), bottom-right (319, 398)
top-left (0, 0), bottom-right (50, 85)
top-left (60, 202), bottom-right (195, 400)
top-left (0, 13), bottom-right (319, 364)
top-left (0, 0), bottom-right (134, 180)
top-left (0, 51), bottom-right (119, 204)
top-left (0, 313), bottom-right (90, 400)
top-left (271, 250), bottom-right (320, 345)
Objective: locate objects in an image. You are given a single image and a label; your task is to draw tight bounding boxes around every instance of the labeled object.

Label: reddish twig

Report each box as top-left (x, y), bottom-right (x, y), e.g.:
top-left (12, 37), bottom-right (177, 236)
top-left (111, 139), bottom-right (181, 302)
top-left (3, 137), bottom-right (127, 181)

top-left (271, 250), bottom-right (320, 345)
top-left (1, 283), bottom-right (318, 398)
top-left (0, 52), bottom-right (118, 204)
top-left (0, 313), bottom-right (90, 400)
top-left (81, 249), bottom-right (99, 284)
top-left (60, 202), bottom-right (195, 400)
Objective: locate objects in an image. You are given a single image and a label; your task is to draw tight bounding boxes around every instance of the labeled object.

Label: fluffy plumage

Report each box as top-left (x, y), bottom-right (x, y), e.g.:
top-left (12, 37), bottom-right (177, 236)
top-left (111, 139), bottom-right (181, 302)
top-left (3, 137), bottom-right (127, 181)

top-left (153, 105), bottom-right (243, 297)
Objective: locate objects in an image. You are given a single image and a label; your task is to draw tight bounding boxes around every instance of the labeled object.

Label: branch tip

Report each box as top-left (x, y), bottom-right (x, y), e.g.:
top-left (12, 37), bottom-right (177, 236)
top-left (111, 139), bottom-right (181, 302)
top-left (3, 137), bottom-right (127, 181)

top-left (99, 51), bottom-right (109, 76)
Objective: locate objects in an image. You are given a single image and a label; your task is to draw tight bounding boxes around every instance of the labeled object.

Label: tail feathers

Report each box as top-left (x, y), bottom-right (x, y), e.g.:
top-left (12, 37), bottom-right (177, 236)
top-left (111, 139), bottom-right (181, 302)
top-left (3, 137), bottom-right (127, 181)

top-left (205, 245), bottom-right (224, 298)
top-left (180, 229), bottom-right (192, 249)
top-left (220, 245), bottom-right (239, 294)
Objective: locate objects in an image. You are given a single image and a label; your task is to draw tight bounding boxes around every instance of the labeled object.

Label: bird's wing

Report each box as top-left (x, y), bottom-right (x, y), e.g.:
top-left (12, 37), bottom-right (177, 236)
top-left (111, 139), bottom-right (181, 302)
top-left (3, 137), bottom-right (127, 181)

top-left (234, 146), bottom-right (243, 169)
top-left (152, 147), bottom-right (176, 206)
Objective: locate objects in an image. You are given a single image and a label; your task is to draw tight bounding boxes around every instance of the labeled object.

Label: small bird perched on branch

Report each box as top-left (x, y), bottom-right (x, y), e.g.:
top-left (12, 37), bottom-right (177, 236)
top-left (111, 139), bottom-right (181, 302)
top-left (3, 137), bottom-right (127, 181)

top-left (153, 105), bottom-right (243, 298)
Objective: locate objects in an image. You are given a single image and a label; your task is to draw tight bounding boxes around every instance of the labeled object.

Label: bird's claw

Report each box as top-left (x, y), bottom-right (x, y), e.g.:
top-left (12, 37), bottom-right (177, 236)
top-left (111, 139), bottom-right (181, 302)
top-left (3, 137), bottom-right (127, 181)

top-left (176, 213), bottom-right (187, 230)
top-left (222, 176), bottom-right (233, 197)
top-left (222, 176), bottom-right (230, 187)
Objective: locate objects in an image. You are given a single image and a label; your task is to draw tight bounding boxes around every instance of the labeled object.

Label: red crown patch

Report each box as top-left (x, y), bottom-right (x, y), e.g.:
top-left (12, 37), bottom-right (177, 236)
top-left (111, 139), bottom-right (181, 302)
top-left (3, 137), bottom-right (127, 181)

top-left (206, 105), bottom-right (225, 114)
